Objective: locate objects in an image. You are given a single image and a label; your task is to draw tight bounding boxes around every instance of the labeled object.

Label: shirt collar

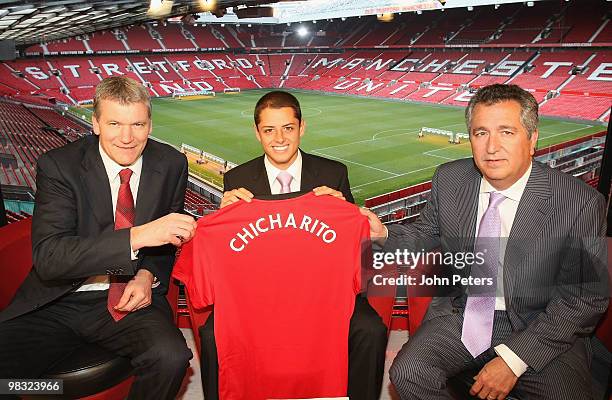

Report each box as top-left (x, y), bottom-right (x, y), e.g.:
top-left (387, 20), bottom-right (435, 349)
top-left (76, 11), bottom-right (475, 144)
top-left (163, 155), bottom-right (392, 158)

top-left (264, 150), bottom-right (302, 187)
top-left (480, 162), bottom-right (532, 202)
top-left (98, 142), bottom-right (143, 183)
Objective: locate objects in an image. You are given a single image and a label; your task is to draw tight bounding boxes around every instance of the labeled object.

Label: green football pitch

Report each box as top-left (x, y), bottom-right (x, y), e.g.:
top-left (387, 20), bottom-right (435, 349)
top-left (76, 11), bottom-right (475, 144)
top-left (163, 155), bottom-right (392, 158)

top-left (74, 89), bottom-right (605, 205)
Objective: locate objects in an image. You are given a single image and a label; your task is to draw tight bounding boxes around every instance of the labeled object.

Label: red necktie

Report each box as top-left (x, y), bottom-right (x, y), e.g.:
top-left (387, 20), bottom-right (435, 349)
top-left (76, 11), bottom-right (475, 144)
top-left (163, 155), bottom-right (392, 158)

top-left (107, 168), bottom-right (135, 322)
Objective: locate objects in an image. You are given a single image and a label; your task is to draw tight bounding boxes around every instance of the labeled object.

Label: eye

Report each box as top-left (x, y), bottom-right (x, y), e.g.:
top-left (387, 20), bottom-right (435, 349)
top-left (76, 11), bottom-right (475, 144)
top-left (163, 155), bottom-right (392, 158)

top-left (134, 123), bottom-right (145, 127)
top-left (284, 126), bottom-right (294, 132)
top-left (472, 130), bottom-right (486, 137)
top-left (109, 121), bottom-right (118, 126)
top-left (502, 130), bottom-right (514, 135)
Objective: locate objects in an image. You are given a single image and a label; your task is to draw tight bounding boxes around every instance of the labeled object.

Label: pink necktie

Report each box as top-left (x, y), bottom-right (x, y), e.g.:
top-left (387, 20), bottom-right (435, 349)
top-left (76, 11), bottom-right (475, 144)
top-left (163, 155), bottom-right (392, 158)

top-left (461, 191), bottom-right (506, 357)
top-left (276, 171), bottom-right (293, 194)
top-left (107, 168), bottom-right (134, 322)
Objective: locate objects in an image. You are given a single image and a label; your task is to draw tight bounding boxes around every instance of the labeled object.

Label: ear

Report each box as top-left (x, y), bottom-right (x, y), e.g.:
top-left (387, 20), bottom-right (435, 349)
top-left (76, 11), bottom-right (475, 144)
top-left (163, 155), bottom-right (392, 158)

top-left (92, 114), bottom-right (100, 136)
top-left (299, 119), bottom-right (306, 138)
top-left (529, 129), bottom-right (539, 156)
top-left (254, 123), bottom-right (262, 143)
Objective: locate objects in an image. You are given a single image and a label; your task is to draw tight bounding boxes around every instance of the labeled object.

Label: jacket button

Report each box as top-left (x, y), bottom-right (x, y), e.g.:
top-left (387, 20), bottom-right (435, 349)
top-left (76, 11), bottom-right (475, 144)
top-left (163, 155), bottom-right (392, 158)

top-left (452, 308), bottom-right (461, 314)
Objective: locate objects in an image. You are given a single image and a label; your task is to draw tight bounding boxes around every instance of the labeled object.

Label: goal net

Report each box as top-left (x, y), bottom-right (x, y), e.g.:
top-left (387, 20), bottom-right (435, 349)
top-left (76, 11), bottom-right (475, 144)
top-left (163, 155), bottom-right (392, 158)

top-left (172, 89), bottom-right (216, 100)
top-left (419, 127), bottom-right (468, 144)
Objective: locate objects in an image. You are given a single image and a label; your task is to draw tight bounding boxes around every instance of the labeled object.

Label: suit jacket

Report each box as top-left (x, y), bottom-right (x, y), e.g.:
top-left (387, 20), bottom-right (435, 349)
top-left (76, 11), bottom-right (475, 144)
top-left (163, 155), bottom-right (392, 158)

top-left (223, 150), bottom-right (354, 203)
top-left (385, 158), bottom-right (608, 373)
top-left (0, 135), bottom-right (188, 323)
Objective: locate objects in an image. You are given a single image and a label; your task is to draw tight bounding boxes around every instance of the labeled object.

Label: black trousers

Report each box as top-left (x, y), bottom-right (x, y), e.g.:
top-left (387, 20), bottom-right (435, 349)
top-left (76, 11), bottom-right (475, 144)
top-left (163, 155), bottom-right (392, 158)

top-left (0, 290), bottom-right (192, 400)
top-left (199, 295), bottom-right (388, 400)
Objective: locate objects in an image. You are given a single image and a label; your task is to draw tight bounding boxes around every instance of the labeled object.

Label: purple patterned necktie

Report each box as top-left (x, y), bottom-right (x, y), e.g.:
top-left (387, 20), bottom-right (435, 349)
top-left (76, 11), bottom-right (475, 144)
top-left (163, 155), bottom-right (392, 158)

top-left (461, 191), bottom-right (506, 358)
top-left (276, 171), bottom-right (293, 194)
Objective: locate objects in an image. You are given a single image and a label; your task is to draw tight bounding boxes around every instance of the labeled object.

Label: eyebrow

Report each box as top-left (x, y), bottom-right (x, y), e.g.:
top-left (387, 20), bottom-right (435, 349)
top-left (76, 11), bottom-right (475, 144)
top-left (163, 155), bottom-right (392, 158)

top-left (261, 123), bottom-right (296, 129)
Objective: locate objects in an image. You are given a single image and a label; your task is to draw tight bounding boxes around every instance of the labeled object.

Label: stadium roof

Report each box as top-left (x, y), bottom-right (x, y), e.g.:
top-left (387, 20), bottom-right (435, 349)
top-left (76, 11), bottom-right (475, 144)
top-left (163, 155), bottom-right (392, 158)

top-left (0, 0), bottom-right (276, 47)
top-left (0, 0), bottom-right (555, 47)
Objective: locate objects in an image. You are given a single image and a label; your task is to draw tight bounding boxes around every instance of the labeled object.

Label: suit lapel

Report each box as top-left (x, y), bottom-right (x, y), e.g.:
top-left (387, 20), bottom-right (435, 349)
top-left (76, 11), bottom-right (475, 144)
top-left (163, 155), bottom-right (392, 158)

top-left (80, 137), bottom-right (114, 229)
top-left (135, 142), bottom-right (164, 226)
top-left (300, 151), bottom-right (318, 192)
top-left (503, 162), bottom-right (553, 309)
top-left (456, 161), bottom-right (481, 252)
top-left (251, 156), bottom-right (272, 195)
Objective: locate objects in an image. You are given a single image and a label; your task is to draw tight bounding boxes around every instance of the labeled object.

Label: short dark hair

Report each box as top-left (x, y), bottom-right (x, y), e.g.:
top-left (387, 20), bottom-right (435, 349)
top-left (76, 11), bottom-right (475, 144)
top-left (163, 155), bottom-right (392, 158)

top-left (465, 84), bottom-right (539, 138)
top-left (254, 91), bottom-right (302, 125)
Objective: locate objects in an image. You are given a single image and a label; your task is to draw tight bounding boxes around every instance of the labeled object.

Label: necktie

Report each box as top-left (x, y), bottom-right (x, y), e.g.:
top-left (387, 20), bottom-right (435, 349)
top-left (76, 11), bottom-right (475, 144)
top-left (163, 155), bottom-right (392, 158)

top-left (461, 191), bottom-right (506, 357)
top-left (107, 168), bottom-right (135, 322)
top-left (276, 171), bottom-right (293, 194)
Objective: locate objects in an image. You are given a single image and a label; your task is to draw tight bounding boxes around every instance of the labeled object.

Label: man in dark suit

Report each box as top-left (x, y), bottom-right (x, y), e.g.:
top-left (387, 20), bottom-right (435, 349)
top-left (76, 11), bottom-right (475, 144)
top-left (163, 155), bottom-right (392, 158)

top-left (200, 91), bottom-right (388, 400)
top-left (0, 77), bottom-right (197, 399)
top-left (360, 84), bottom-right (608, 399)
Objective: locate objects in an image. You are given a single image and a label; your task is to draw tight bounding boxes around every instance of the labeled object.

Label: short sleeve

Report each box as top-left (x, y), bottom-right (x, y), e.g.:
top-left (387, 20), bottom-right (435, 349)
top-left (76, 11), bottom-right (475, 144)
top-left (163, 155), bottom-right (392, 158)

top-left (172, 231), bottom-right (214, 309)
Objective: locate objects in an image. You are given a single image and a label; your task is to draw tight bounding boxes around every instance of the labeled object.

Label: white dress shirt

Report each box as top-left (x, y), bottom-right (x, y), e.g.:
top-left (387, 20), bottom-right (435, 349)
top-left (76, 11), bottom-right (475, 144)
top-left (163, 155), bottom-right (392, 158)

top-left (76, 143), bottom-right (142, 291)
top-left (263, 150), bottom-right (302, 194)
top-left (476, 163), bottom-right (532, 377)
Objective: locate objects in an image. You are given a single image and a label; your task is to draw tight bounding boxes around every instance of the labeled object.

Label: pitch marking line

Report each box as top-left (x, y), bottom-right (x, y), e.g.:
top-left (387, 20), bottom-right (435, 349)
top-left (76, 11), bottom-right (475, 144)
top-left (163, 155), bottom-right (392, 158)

top-left (311, 150), bottom-right (401, 177)
top-left (352, 163), bottom-right (444, 189)
top-left (538, 125), bottom-right (593, 139)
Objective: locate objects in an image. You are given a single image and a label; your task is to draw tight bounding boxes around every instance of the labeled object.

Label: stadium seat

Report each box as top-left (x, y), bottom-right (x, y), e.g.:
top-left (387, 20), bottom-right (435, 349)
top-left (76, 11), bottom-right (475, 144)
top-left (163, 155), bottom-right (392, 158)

top-left (0, 218), bottom-right (181, 400)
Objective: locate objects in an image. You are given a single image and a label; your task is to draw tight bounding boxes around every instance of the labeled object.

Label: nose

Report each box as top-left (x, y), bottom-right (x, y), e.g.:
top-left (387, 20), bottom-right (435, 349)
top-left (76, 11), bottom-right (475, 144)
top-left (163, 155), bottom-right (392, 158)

top-left (119, 126), bottom-right (134, 143)
top-left (486, 132), bottom-right (500, 154)
top-left (273, 129), bottom-right (285, 143)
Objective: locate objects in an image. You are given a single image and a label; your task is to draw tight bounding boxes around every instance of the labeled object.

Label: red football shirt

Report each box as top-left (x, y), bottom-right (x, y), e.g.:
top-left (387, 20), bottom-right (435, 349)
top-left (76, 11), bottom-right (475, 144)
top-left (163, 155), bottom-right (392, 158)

top-left (173, 192), bottom-right (370, 400)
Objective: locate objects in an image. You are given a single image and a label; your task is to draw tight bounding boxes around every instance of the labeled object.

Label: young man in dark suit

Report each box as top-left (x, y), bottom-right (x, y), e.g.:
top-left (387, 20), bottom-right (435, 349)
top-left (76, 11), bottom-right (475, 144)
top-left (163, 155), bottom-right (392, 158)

top-left (200, 91), bottom-right (388, 400)
top-left (361, 84), bottom-right (608, 400)
top-left (0, 76), bottom-right (197, 399)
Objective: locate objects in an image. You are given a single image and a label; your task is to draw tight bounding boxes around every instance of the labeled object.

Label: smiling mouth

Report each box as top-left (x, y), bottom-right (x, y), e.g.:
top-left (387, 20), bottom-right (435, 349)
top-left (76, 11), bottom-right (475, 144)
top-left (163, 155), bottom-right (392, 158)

top-left (272, 145), bottom-right (289, 151)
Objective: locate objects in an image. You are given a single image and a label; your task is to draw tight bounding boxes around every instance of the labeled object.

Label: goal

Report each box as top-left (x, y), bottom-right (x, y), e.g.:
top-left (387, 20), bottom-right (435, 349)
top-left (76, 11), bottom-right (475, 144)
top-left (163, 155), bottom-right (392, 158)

top-left (171, 89), bottom-right (216, 100)
top-left (419, 127), bottom-right (468, 144)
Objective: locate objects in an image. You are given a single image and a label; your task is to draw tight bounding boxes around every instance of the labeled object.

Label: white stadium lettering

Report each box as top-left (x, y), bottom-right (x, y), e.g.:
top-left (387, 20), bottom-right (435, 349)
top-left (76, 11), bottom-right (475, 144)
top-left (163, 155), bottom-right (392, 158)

top-left (25, 66), bottom-right (49, 80)
top-left (333, 80), bottom-right (360, 90)
top-left (101, 63), bottom-right (122, 76)
top-left (192, 81), bottom-right (214, 91)
top-left (235, 58), bottom-right (253, 69)
top-left (151, 61), bottom-right (169, 73)
top-left (63, 65), bottom-right (81, 78)
top-left (176, 60), bottom-right (190, 71)
top-left (391, 58), bottom-right (420, 72)
top-left (454, 60), bottom-right (485, 74)
top-left (365, 59), bottom-right (394, 71)
top-left (422, 86), bottom-right (453, 97)
top-left (343, 58), bottom-right (365, 69)
top-left (541, 62), bottom-right (573, 79)
top-left (420, 59), bottom-right (449, 73)
top-left (131, 62), bottom-right (150, 74)
top-left (212, 59), bottom-right (229, 69)
top-left (588, 63), bottom-right (612, 81)
top-left (356, 81), bottom-right (385, 92)
top-left (490, 60), bottom-right (523, 76)
top-left (453, 91), bottom-right (475, 102)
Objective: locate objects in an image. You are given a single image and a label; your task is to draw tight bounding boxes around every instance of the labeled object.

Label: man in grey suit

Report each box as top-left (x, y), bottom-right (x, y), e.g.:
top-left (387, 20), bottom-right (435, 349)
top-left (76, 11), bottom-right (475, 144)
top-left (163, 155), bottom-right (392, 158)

top-left (361, 84), bottom-right (608, 400)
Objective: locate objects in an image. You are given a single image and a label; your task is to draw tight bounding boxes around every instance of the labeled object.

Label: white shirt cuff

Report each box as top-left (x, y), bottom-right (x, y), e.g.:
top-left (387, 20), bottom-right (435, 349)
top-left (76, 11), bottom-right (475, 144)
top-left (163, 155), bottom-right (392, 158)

top-left (494, 344), bottom-right (528, 377)
top-left (130, 246), bottom-right (139, 261)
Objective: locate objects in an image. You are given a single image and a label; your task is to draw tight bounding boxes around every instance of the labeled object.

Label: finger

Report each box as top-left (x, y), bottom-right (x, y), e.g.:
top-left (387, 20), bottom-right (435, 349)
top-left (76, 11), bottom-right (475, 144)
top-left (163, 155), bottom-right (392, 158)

top-left (470, 378), bottom-right (484, 396)
top-left (118, 294), bottom-right (142, 312)
top-left (114, 287), bottom-right (133, 310)
top-left (233, 190), bottom-right (253, 202)
top-left (235, 188), bottom-right (254, 199)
